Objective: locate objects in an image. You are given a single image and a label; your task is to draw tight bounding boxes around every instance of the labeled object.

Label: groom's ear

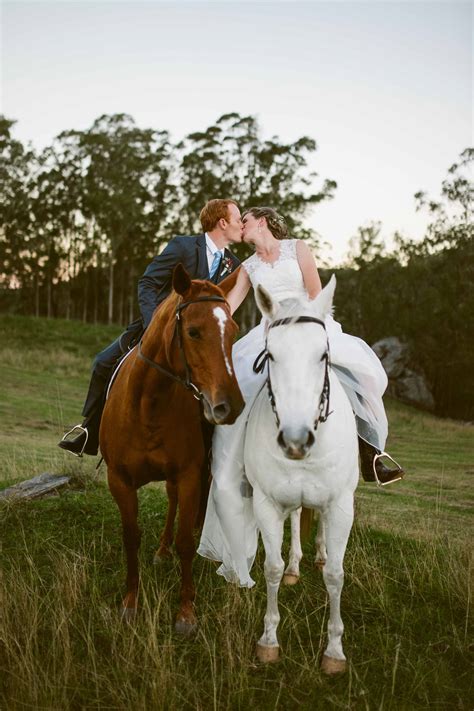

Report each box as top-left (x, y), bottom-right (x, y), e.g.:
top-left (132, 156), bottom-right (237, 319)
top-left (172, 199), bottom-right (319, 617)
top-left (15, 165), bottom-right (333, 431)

top-left (255, 284), bottom-right (278, 320)
top-left (218, 267), bottom-right (240, 297)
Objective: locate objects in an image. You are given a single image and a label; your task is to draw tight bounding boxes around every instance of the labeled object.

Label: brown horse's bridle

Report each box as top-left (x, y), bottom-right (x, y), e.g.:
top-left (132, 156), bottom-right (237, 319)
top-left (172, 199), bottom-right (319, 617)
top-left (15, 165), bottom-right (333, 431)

top-left (138, 295), bottom-right (228, 401)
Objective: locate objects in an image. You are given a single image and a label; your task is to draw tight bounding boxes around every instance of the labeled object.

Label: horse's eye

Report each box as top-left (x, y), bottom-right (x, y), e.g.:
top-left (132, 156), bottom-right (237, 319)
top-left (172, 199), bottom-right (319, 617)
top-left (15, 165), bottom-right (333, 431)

top-left (320, 352), bottom-right (328, 362)
top-left (267, 352), bottom-right (274, 362)
top-left (188, 327), bottom-right (201, 339)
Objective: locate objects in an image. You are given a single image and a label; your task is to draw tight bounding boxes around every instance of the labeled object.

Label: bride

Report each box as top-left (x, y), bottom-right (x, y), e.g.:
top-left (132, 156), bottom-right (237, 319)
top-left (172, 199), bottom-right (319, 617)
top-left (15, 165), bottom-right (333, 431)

top-left (197, 207), bottom-right (404, 588)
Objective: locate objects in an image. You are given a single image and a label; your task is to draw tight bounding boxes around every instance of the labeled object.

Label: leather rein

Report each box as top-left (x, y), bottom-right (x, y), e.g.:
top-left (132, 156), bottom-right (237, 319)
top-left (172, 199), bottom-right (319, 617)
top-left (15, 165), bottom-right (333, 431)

top-left (138, 295), bottom-right (228, 401)
top-left (253, 315), bottom-right (332, 430)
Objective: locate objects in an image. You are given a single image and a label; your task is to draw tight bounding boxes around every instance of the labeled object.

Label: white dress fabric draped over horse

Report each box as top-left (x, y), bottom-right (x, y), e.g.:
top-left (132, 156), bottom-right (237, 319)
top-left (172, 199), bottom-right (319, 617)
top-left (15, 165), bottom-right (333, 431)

top-left (197, 239), bottom-right (388, 587)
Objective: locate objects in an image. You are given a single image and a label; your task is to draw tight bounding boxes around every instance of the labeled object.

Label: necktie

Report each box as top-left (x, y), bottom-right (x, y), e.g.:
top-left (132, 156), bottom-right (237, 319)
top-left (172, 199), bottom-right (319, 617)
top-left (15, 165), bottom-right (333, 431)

top-left (209, 251), bottom-right (222, 279)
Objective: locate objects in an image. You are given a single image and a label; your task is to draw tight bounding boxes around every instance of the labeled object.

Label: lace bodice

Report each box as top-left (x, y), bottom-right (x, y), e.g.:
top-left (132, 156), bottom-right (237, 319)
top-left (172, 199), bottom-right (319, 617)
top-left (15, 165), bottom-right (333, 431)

top-left (243, 239), bottom-right (307, 302)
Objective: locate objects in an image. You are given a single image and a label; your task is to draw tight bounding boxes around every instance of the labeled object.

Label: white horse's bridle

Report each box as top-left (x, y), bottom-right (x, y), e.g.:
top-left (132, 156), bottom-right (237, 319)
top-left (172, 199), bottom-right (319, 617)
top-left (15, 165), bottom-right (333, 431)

top-left (253, 315), bottom-right (332, 431)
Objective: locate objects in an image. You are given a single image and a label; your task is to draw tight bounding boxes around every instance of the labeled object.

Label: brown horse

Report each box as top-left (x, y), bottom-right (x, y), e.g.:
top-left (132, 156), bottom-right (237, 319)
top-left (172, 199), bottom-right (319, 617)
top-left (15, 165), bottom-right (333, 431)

top-left (100, 264), bottom-right (244, 633)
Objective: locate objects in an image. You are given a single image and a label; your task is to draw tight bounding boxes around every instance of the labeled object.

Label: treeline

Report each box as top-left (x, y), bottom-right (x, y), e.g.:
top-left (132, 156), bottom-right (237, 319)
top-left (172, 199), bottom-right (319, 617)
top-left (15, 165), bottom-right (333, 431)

top-left (0, 112), bottom-right (334, 324)
top-left (0, 113), bottom-right (472, 418)
top-left (331, 150), bottom-right (474, 419)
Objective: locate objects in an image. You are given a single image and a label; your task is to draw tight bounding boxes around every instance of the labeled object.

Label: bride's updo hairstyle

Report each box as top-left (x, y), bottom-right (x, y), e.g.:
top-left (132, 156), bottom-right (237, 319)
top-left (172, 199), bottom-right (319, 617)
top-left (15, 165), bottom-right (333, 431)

top-left (244, 207), bottom-right (288, 240)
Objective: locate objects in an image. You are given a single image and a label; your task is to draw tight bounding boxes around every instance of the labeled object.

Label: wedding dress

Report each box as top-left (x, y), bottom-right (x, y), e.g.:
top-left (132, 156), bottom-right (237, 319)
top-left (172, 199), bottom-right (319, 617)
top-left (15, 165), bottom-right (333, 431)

top-left (197, 239), bottom-right (388, 587)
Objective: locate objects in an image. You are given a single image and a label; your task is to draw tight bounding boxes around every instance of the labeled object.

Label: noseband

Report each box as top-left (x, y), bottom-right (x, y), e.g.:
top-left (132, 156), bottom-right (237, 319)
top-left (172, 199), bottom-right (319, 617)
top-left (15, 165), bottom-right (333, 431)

top-left (138, 295), bottom-right (228, 401)
top-left (253, 315), bottom-right (332, 430)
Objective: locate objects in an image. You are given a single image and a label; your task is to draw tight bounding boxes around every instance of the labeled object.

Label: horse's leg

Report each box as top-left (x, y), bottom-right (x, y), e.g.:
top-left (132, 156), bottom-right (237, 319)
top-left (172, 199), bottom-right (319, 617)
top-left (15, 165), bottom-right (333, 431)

top-left (320, 491), bottom-right (354, 675)
top-left (314, 514), bottom-right (327, 570)
top-left (154, 480), bottom-right (177, 563)
top-left (108, 470), bottom-right (141, 621)
top-left (174, 470), bottom-right (200, 636)
top-left (254, 490), bottom-right (285, 663)
top-left (283, 508), bottom-right (302, 585)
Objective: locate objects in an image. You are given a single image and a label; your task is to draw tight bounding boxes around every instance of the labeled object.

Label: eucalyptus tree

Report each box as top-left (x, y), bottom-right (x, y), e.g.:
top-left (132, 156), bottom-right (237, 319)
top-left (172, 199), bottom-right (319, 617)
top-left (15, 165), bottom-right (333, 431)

top-left (65, 113), bottom-right (175, 323)
top-left (0, 116), bottom-right (36, 311)
top-left (174, 113), bottom-right (336, 253)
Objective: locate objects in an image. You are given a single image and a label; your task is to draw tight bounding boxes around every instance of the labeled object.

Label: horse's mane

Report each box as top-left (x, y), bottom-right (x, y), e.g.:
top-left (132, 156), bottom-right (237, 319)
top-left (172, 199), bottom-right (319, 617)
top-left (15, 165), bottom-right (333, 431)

top-left (274, 296), bottom-right (314, 320)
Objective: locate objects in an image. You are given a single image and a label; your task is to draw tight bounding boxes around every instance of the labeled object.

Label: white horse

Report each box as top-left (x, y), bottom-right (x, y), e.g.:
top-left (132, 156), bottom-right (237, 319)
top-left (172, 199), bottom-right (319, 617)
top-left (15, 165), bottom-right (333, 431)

top-left (244, 276), bottom-right (359, 674)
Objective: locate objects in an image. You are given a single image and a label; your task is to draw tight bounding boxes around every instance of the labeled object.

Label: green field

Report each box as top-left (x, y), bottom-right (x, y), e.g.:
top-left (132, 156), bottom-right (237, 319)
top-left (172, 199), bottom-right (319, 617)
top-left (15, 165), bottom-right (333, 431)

top-left (0, 315), bottom-right (472, 710)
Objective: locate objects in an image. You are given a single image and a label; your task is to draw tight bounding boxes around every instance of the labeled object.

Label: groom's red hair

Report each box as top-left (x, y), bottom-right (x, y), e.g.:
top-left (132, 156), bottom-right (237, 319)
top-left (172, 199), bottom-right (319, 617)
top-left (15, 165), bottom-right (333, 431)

top-left (200, 199), bottom-right (238, 232)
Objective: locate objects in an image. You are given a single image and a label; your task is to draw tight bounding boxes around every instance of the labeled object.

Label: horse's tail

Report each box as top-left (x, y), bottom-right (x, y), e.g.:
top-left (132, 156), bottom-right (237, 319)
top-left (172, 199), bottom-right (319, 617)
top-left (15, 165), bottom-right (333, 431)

top-left (300, 507), bottom-right (314, 543)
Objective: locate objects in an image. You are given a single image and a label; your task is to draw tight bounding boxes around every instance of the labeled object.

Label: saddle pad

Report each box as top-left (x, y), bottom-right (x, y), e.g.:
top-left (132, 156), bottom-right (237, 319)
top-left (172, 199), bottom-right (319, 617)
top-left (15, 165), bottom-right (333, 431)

top-left (105, 346), bottom-right (137, 401)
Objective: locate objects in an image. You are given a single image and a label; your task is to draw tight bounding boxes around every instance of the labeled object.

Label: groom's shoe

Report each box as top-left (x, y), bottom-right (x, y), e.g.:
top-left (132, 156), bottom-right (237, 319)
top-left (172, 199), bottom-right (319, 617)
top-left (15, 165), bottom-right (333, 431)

top-left (58, 424), bottom-right (98, 457)
top-left (359, 438), bottom-right (404, 486)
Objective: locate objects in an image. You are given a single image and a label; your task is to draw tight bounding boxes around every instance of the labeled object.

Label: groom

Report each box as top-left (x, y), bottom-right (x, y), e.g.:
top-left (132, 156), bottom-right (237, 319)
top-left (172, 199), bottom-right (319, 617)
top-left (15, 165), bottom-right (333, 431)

top-left (59, 198), bottom-right (243, 456)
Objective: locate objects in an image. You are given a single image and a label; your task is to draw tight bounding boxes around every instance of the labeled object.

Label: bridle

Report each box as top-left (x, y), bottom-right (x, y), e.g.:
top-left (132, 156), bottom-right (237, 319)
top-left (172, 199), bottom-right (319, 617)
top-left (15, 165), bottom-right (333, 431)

top-left (138, 295), bottom-right (228, 401)
top-left (253, 315), bottom-right (332, 430)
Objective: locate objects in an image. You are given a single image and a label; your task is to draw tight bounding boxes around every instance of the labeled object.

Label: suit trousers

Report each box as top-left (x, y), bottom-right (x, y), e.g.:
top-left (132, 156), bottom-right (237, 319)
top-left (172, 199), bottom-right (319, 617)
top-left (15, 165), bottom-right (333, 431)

top-left (82, 318), bottom-right (144, 423)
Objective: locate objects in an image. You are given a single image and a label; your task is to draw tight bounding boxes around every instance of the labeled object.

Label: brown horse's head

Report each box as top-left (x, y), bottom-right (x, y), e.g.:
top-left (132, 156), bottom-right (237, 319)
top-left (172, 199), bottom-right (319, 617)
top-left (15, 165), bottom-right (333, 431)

top-left (155, 264), bottom-right (245, 425)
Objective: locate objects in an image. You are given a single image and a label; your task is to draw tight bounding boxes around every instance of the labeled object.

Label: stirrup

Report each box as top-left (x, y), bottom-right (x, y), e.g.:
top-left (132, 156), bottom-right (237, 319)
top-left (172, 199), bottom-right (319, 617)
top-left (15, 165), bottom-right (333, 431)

top-left (60, 424), bottom-right (89, 458)
top-left (373, 451), bottom-right (404, 487)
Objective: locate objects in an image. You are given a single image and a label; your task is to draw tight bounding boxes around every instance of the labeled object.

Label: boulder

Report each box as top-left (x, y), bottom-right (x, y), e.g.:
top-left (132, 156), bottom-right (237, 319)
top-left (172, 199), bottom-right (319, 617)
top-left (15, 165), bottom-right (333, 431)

top-left (372, 337), bottom-right (435, 411)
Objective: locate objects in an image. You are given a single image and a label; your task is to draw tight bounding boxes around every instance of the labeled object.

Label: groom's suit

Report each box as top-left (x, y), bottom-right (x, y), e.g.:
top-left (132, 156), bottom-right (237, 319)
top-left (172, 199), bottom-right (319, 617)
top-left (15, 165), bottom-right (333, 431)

top-left (81, 233), bottom-right (240, 438)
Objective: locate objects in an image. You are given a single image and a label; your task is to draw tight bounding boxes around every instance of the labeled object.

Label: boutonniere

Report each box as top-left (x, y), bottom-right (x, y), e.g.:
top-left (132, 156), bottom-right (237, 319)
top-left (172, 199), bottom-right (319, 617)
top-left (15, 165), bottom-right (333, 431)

top-left (220, 255), bottom-right (234, 277)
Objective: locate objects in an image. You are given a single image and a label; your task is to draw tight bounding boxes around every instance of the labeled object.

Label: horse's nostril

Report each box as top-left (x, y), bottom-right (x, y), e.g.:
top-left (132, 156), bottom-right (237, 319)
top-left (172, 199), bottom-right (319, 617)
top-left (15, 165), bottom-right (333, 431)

top-left (213, 402), bottom-right (231, 421)
top-left (277, 430), bottom-right (286, 449)
top-left (306, 430), bottom-right (315, 448)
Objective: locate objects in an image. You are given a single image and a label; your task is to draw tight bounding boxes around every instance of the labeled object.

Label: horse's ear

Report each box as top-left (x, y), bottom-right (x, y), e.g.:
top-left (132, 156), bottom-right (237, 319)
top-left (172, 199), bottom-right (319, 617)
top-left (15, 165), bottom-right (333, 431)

top-left (255, 284), bottom-right (278, 320)
top-left (218, 266), bottom-right (240, 297)
top-left (173, 263), bottom-right (192, 295)
top-left (313, 274), bottom-right (336, 318)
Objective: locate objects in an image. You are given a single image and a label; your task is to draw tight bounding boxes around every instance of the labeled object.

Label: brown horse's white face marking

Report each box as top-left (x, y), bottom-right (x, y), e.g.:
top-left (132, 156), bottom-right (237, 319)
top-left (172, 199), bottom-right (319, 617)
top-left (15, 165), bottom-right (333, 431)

top-left (213, 306), bottom-right (234, 377)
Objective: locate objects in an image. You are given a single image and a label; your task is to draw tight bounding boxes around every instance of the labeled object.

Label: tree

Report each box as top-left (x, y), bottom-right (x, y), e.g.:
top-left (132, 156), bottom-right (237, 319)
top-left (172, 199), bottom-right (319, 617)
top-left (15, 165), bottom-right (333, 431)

top-left (174, 113), bottom-right (336, 254)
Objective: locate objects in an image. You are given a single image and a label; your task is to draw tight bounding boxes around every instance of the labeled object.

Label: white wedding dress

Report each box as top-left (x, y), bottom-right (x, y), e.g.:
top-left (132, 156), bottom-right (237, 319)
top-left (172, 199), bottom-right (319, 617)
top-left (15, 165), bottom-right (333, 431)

top-left (197, 239), bottom-right (388, 587)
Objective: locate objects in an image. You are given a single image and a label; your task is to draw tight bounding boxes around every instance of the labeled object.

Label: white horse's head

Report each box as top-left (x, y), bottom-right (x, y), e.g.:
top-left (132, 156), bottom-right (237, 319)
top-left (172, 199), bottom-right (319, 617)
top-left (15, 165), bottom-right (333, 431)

top-left (255, 275), bottom-right (337, 460)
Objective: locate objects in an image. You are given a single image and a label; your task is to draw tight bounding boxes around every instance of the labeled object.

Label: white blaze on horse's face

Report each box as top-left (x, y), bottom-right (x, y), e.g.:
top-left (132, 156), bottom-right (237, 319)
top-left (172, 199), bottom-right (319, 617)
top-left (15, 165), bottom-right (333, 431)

top-left (256, 276), bottom-right (336, 460)
top-left (213, 306), bottom-right (234, 377)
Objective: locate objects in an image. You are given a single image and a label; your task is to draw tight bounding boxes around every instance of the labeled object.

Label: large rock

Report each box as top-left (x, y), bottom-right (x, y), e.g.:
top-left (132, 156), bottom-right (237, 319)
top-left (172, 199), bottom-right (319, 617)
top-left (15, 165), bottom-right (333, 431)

top-left (372, 337), bottom-right (435, 411)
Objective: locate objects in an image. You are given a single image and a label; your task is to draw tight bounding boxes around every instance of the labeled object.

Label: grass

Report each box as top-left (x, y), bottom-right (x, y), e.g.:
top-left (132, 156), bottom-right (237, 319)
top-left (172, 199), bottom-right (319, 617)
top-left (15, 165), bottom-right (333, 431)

top-left (0, 315), bottom-right (472, 709)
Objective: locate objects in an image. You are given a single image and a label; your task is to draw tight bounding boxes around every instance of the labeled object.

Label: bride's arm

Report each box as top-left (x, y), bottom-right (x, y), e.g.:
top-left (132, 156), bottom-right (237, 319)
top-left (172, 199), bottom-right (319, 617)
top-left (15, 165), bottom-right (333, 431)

top-left (227, 266), bottom-right (252, 315)
top-left (296, 240), bottom-right (322, 299)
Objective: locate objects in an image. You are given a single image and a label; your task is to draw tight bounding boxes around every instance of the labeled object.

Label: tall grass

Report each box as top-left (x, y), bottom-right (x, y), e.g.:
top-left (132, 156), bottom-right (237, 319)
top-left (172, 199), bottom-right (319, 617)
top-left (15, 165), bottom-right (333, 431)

top-left (0, 315), bottom-right (472, 708)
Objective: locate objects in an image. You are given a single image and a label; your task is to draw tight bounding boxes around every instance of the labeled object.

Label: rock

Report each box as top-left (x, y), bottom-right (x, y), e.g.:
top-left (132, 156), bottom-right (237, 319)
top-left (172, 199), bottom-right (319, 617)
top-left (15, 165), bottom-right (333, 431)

top-left (372, 337), bottom-right (435, 411)
top-left (0, 472), bottom-right (70, 501)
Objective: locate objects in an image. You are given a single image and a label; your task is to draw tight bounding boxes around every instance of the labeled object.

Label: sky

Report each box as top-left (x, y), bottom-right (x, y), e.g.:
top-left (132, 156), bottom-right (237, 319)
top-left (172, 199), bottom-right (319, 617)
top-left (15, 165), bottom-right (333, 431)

top-left (0, 0), bottom-right (472, 265)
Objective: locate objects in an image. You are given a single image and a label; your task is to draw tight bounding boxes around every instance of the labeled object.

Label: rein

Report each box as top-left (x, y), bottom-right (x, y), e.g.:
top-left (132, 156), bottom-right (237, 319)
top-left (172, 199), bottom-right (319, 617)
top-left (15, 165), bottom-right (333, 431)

top-left (253, 315), bottom-right (332, 430)
top-left (138, 295), bottom-right (228, 401)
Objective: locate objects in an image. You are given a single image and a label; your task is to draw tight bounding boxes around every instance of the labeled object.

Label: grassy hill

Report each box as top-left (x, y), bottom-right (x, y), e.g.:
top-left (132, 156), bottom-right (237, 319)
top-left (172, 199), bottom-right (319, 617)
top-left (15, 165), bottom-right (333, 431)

top-left (0, 315), bottom-right (472, 709)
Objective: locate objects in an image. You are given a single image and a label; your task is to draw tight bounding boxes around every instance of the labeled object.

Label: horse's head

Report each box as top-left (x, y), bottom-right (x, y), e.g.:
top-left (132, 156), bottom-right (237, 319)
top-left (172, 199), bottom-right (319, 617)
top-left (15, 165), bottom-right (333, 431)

top-left (163, 264), bottom-right (244, 425)
top-left (255, 275), bottom-right (337, 460)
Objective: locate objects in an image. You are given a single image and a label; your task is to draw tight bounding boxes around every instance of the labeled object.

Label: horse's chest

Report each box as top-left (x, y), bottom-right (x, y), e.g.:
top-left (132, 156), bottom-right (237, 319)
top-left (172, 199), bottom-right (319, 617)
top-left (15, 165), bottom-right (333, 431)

top-left (265, 471), bottom-right (332, 510)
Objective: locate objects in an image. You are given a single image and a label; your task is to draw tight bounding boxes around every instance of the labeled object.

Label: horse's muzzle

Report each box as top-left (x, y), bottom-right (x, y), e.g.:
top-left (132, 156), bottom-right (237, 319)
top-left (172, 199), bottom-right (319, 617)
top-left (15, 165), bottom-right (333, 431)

top-left (202, 392), bottom-right (245, 426)
top-left (277, 428), bottom-right (315, 460)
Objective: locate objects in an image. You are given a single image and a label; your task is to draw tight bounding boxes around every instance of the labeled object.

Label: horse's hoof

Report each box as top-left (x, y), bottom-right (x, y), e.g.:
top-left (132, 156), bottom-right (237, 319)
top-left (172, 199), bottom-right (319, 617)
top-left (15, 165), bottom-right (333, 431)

top-left (256, 643), bottom-right (280, 663)
top-left (314, 559), bottom-right (326, 571)
top-left (175, 618), bottom-right (197, 637)
top-left (282, 573), bottom-right (299, 586)
top-left (321, 654), bottom-right (347, 675)
top-left (121, 606), bottom-right (137, 623)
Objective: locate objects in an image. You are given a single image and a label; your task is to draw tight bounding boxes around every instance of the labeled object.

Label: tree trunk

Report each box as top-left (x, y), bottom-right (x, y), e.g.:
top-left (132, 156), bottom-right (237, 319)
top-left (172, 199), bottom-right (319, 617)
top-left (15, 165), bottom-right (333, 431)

top-left (119, 262), bottom-right (125, 325)
top-left (108, 257), bottom-right (114, 324)
top-left (47, 276), bottom-right (52, 318)
top-left (35, 277), bottom-right (40, 318)
top-left (128, 265), bottom-right (135, 323)
top-left (83, 270), bottom-right (88, 323)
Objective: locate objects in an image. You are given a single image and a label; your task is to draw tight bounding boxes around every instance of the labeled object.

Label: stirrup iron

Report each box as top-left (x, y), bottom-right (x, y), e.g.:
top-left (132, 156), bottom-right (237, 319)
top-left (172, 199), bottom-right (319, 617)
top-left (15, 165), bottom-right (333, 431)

top-left (60, 425), bottom-right (89, 458)
top-left (373, 451), bottom-right (404, 487)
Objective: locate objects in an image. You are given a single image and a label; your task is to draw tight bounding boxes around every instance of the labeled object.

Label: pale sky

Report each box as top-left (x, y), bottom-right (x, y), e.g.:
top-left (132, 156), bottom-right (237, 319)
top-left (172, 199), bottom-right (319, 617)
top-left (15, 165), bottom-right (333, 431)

top-left (1, 0), bottom-right (472, 264)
